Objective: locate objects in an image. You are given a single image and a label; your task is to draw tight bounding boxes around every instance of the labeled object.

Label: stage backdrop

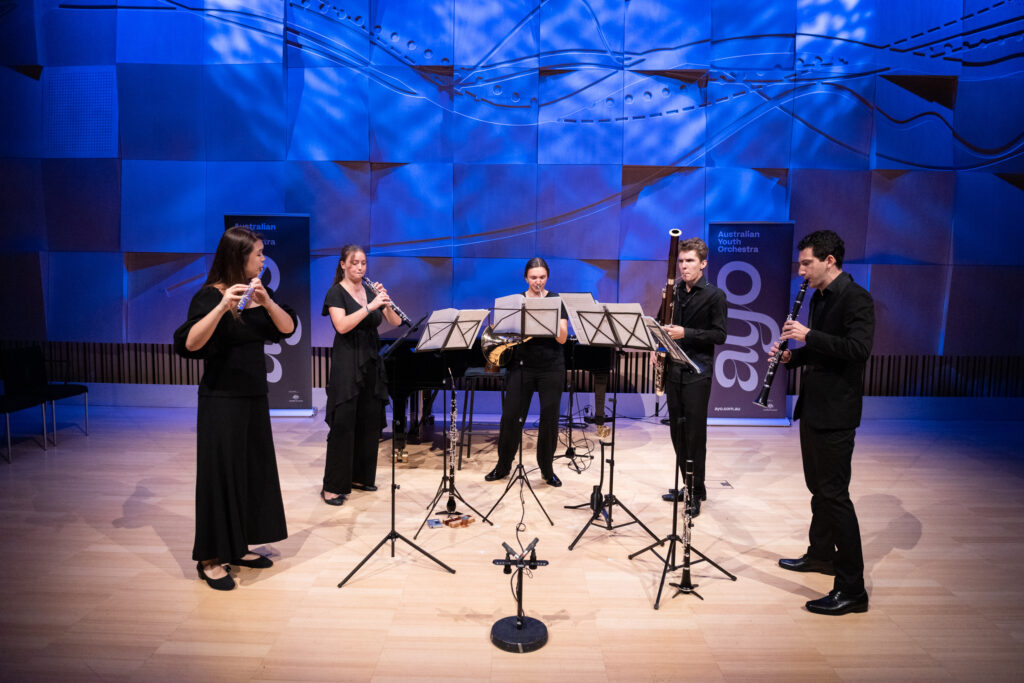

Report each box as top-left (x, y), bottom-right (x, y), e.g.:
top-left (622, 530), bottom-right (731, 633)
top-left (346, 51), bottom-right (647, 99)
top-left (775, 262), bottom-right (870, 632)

top-left (225, 214), bottom-right (312, 415)
top-left (708, 221), bottom-right (795, 422)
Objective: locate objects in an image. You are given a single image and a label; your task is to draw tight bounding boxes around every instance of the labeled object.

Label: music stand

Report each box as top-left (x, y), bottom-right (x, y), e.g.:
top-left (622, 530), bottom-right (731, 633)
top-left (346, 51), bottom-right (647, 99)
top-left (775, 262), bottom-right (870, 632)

top-left (564, 302), bottom-right (661, 549)
top-left (338, 314), bottom-right (456, 587)
top-left (483, 296), bottom-right (563, 525)
top-left (412, 308), bottom-right (493, 539)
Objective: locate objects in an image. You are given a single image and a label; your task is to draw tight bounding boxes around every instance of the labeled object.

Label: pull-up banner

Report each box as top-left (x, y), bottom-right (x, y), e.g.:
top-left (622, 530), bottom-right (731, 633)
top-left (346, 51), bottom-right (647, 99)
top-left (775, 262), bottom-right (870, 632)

top-left (707, 221), bottom-right (795, 423)
top-left (225, 214), bottom-right (312, 415)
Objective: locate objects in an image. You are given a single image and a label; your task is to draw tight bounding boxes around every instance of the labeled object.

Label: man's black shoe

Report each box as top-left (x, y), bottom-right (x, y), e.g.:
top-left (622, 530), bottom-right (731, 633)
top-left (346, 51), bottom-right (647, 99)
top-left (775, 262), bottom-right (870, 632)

top-left (687, 498), bottom-right (701, 517)
top-left (543, 473), bottom-right (562, 487)
top-left (662, 489), bottom-right (685, 502)
top-left (806, 589), bottom-right (868, 615)
top-left (484, 467), bottom-right (510, 482)
top-left (778, 555), bottom-right (835, 575)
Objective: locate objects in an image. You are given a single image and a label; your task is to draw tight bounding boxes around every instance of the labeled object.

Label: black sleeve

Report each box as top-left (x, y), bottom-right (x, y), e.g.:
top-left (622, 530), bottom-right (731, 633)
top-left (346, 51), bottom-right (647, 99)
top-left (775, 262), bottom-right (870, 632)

top-left (683, 287), bottom-right (727, 346)
top-left (322, 283), bottom-right (350, 317)
top-left (173, 287), bottom-right (223, 360)
top-left (805, 286), bottom-right (874, 362)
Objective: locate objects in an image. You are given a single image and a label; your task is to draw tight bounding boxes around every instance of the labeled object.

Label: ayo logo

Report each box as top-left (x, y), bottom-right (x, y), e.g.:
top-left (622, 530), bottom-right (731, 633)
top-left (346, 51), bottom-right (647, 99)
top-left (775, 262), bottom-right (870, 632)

top-left (262, 256), bottom-right (303, 384)
top-left (714, 261), bottom-right (779, 392)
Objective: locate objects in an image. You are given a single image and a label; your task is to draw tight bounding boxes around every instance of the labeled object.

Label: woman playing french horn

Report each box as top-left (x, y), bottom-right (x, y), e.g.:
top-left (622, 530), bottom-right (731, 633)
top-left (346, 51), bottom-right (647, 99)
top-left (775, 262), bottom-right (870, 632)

top-left (483, 257), bottom-right (569, 487)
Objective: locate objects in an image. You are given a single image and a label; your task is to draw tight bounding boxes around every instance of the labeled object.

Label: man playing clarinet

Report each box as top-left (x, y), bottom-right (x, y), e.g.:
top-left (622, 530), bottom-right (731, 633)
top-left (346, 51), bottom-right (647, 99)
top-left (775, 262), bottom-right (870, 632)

top-left (661, 237), bottom-right (727, 517)
top-left (772, 229), bottom-right (874, 616)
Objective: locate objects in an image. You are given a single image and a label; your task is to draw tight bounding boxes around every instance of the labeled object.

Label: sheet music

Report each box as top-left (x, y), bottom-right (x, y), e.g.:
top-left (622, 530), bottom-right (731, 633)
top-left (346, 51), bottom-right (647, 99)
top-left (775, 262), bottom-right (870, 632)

top-left (416, 308), bottom-right (459, 350)
top-left (643, 316), bottom-right (700, 373)
top-left (447, 309), bottom-right (489, 349)
top-left (603, 303), bottom-right (657, 351)
top-left (559, 292), bottom-right (597, 341)
top-left (492, 294), bottom-right (561, 338)
top-left (492, 294), bottom-right (524, 334)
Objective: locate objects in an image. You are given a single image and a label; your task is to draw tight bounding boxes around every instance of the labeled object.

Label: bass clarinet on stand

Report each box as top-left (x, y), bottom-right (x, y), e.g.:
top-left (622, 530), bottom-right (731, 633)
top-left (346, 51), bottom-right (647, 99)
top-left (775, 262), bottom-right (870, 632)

top-left (753, 279), bottom-right (809, 408)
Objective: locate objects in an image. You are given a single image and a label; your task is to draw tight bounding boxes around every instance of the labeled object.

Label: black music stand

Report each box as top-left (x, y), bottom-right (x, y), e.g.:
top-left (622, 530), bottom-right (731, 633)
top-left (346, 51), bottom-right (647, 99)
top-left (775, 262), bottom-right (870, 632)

top-left (412, 308), bottom-right (492, 539)
top-left (338, 315), bottom-right (456, 587)
top-left (564, 302), bottom-right (661, 549)
top-left (483, 296), bottom-right (562, 525)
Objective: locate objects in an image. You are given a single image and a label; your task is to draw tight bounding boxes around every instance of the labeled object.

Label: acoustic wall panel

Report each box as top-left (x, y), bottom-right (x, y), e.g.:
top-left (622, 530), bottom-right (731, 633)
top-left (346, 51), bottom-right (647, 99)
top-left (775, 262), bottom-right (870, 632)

top-left (453, 164), bottom-right (537, 258)
top-left (117, 64), bottom-right (205, 161)
top-left (951, 173), bottom-right (1024, 267)
top-left (450, 67), bottom-right (539, 165)
top-left (789, 169), bottom-right (870, 264)
top-left (619, 166), bottom-right (706, 260)
top-left (46, 252), bottom-right (125, 343)
top-left (121, 161), bottom-right (207, 253)
top-left (0, 68), bottom-right (43, 159)
top-left (622, 70), bottom-right (705, 167)
top-left (202, 0), bottom-right (285, 65)
top-left (865, 170), bottom-right (955, 265)
top-left (368, 66), bottom-right (451, 163)
top-left (368, 163), bottom-right (454, 257)
top-left (203, 64), bottom-right (286, 161)
top-left (285, 161), bottom-right (372, 252)
top-left (286, 66), bottom-right (369, 162)
top-left (40, 7), bottom-right (116, 67)
top-left (706, 75), bottom-right (794, 169)
top-left (43, 159), bottom-right (121, 252)
top-left (204, 162), bottom-right (287, 239)
top-left (369, 0), bottom-right (454, 67)
top-left (43, 66), bottom-right (118, 159)
top-left (536, 164), bottom-right (621, 260)
top-left (0, 160), bottom-right (47, 251)
top-left (705, 167), bottom-right (789, 223)
top-left (453, 0), bottom-right (540, 70)
top-left (870, 264), bottom-right (950, 356)
top-left (115, 8), bottom-right (204, 65)
top-left (788, 72), bottom-right (875, 170)
top-left (954, 75), bottom-right (1024, 173)
top-left (537, 68), bottom-right (625, 165)
top-left (944, 266), bottom-right (1024, 356)
top-left (0, 252), bottom-right (47, 340)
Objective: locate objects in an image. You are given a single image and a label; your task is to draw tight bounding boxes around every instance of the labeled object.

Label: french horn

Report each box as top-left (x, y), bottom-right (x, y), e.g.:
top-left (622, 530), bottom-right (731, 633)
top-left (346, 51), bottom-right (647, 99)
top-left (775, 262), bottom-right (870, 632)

top-left (480, 325), bottom-right (532, 370)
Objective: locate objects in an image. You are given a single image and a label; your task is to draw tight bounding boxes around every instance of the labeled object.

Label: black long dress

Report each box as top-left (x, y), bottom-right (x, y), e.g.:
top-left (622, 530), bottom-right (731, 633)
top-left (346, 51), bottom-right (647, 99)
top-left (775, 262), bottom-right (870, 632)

top-left (173, 285), bottom-right (296, 562)
top-left (322, 282), bottom-right (388, 493)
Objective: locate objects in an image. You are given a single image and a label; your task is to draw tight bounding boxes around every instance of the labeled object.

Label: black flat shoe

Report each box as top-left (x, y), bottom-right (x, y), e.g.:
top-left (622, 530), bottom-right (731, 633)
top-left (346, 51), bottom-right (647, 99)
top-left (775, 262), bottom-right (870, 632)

top-left (778, 554), bottom-right (835, 575)
top-left (231, 553), bottom-right (273, 569)
top-left (806, 589), bottom-right (868, 615)
top-left (197, 562), bottom-right (235, 591)
top-left (351, 482), bottom-right (378, 492)
top-left (484, 467), bottom-right (510, 482)
top-left (662, 489), bottom-right (685, 502)
top-left (543, 473), bottom-right (562, 487)
top-left (321, 489), bottom-right (346, 506)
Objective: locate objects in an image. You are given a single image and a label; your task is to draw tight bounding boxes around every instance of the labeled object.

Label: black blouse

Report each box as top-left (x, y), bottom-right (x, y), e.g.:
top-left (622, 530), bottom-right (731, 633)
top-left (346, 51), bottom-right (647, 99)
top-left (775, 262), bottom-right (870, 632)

top-left (322, 282), bottom-right (388, 419)
top-left (173, 285), bottom-right (297, 397)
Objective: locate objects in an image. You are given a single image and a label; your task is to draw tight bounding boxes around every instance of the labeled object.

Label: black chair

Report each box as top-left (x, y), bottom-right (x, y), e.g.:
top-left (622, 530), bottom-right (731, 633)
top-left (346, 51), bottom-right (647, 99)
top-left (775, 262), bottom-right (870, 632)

top-left (3, 346), bottom-right (88, 447)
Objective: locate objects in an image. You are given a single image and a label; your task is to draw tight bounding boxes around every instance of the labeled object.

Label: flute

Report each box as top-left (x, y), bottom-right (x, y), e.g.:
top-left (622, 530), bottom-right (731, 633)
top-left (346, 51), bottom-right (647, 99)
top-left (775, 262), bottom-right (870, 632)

top-left (237, 268), bottom-right (266, 312)
top-left (362, 277), bottom-right (413, 326)
top-left (753, 279), bottom-right (809, 408)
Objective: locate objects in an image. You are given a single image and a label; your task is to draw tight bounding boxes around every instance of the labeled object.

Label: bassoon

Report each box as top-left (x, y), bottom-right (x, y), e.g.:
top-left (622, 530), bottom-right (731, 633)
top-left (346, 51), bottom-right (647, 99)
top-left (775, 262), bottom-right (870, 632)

top-left (653, 229), bottom-right (682, 396)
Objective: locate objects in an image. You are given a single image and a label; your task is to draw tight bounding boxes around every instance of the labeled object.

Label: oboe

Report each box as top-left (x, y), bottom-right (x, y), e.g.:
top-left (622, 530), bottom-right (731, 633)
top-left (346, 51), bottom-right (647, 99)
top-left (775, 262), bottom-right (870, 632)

top-left (753, 279), bottom-right (809, 408)
top-left (362, 277), bottom-right (413, 326)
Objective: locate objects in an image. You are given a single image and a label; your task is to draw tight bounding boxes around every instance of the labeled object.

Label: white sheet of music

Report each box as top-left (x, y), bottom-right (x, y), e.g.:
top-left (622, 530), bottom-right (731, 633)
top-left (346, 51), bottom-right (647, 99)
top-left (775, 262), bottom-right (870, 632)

top-left (417, 308), bottom-right (459, 350)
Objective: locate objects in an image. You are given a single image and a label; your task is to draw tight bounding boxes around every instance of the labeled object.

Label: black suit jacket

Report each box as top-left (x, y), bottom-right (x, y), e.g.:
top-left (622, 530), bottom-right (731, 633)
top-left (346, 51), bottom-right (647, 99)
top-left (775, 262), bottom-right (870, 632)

top-left (668, 276), bottom-right (727, 385)
top-left (787, 272), bottom-right (874, 430)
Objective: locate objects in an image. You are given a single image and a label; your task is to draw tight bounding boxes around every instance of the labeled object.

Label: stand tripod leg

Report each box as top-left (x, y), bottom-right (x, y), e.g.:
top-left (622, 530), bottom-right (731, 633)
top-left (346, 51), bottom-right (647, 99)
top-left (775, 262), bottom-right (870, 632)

top-left (338, 531), bottom-right (455, 588)
top-left (484, 464), bottom-right (553, 526)
top-left (686, 545), bottom-right (738, 581)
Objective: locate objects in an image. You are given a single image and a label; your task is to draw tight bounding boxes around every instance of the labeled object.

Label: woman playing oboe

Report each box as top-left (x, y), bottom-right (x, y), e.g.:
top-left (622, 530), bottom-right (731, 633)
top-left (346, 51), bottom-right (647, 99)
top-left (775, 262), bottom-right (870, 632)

top-left (320, 245), bottom-right (402, 505)
top-left (174, 227), bottom-right (297, 591)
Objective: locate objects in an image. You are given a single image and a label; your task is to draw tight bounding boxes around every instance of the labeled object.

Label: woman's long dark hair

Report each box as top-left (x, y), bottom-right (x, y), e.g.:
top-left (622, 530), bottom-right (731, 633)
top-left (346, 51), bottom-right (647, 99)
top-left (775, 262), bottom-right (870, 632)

top-left (334, 244), bottom-right (366, 285)
top-left (524, 257), bottom-right (550, 277)
top-left (206, 227), bottom-right (260, 287)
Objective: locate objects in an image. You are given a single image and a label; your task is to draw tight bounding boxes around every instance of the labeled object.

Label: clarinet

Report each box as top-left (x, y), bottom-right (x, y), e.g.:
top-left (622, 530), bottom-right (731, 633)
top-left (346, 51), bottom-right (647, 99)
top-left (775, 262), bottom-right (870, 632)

top-left (445, 368), bottom-right (460, 514)
top-left (753, 279), bottom-right (809, 408)
top-left (362, 277), bottom-right (413, 326)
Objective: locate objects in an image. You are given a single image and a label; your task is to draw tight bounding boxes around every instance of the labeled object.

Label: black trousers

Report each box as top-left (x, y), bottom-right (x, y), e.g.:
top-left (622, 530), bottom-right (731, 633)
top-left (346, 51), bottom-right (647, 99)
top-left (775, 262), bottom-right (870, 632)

top-left (665, 377), bottom-right (712, 498)
top-left (800, 419), bottom-right (865, 594)
top-left (495, 363), bottom-right (563, 478)
top-left (324, 389), bottom-right (384, 494)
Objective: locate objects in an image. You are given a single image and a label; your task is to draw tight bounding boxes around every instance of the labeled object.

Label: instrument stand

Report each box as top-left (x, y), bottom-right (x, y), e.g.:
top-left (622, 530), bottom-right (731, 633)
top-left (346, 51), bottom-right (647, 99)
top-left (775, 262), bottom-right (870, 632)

top-left (483, 361), bottom-right (554, 526)
top-left (491, 538), bottom-right (549, 653)
top-left (414, 375), bottom-right (493, 539)
top-left (627, 460), bottom-right (736, 608)
top-left (338, 417), bottom-right (455, 587)
top-left (567, 394), bottom-right (659, 550)
top-left (555, 338), bottom-right (590, 474)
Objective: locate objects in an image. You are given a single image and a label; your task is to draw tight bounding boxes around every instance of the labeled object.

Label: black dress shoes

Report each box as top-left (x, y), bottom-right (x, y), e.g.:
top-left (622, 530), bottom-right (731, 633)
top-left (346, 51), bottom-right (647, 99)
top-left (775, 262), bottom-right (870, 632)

top-left (543, 473), bottom-right (562, 487)
top-left (351, 482), bottom-right (378, 492)
top-left (806, 589), bottom-right (869, 615)
top-left (320, 489), bottom-right (346, 506)
top-left (197, 562), bottom-right (235, 591)
top-left (662, 489), bottom-right (685, 502)
top-left (778, 554), bottom-right (836, 575)
top-left (231, 553), bottom-right (273, 569)
top-left (687, 498), bottom-right (701, 517)
top-left (484, 467), bottom-right (510, 481)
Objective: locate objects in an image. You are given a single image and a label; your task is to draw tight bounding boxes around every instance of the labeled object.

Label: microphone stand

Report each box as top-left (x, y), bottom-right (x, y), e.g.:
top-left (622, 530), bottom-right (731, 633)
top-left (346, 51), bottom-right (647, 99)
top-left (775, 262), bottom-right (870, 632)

top-left (490, 538), bottom-right (549, 653)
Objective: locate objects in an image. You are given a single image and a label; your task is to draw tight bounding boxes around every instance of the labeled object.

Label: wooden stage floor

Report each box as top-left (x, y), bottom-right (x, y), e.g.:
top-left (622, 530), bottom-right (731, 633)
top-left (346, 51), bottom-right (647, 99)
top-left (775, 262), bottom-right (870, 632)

top-left (1, 405), bottom-right (1022, 681)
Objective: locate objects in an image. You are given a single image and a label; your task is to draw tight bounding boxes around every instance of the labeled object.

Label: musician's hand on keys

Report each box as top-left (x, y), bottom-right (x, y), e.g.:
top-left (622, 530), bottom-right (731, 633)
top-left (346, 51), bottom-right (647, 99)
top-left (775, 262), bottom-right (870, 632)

top-left (780, 319), bottom-right (809, 343)
top-left (768, 341), bottom-right (791, 364)
top-left (665, 324), bottom-right (685, 340)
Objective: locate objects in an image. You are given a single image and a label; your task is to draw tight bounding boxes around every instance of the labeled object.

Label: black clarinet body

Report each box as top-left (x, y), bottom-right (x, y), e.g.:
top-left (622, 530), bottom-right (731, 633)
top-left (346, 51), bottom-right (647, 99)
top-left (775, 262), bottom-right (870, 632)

top-left (753, 279), bottom-right (809, 408)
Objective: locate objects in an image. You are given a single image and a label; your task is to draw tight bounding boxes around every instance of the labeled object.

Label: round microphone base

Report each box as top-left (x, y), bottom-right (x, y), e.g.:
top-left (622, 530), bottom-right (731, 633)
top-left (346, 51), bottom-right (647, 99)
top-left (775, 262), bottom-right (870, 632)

top-left (490, 616), bottom-right (547, 653)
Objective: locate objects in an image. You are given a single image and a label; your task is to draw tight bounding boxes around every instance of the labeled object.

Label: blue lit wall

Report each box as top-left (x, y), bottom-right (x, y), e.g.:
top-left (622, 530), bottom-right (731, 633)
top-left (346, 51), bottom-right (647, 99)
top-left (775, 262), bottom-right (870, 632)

top-left (2, 0), bottom-right (1023, 357)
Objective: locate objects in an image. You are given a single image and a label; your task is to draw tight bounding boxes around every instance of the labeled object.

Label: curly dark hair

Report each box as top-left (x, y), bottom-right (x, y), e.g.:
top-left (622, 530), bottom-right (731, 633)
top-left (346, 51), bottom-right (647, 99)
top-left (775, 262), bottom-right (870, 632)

top-left (798, 230), bottom-right (845, 268)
